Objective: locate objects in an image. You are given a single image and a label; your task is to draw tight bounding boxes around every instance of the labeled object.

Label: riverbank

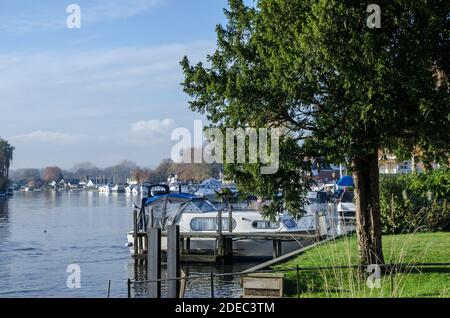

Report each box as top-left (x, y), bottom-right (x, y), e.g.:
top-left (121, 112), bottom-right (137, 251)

top-left (273, 232), bottom-right (450, 298)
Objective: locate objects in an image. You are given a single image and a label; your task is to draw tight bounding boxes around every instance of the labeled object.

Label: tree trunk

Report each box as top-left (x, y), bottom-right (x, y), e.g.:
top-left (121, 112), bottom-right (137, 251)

top-left (352, 153), bottom-right (385, 265)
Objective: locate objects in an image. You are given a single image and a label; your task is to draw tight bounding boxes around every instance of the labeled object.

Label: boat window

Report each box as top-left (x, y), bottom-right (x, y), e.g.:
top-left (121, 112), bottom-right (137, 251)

top-left (307, 191), bottom-right (327, 204)
top-left (251, 220), bottom-right (280, 229)
top-left (190, 217), bottom-right (236, 231)
top-left (340, 191), bottom-right (354, 203)
top-left (189, 200), bottom-right (217, 212)
top-left (182, 200), bottom-right (217, 213)
top-left (282, 219), bottom-right (297, 229)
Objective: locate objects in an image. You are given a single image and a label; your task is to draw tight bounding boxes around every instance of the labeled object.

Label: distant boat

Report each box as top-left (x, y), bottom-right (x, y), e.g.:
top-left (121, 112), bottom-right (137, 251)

top-left (111, 184), bottom-right (125, 193)
top-left (125, 186), bottom-right (139, 195)
top-left (194, 178), bottom-right (223, 202)
top-left (98, 185), bottom-right (111, 193)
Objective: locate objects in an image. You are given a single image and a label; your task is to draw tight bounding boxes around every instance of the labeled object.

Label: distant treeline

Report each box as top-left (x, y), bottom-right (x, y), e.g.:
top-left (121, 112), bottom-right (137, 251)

top-left (10, 159), bottom-right (223, 186)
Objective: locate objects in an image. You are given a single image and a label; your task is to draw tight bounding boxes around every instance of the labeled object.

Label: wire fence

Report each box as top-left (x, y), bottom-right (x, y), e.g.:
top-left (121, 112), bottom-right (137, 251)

top-left (126, 262), bottom-right (450, 298)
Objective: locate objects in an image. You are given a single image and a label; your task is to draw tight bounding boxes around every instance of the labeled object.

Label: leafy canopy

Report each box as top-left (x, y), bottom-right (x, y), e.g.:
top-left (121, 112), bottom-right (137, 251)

top-left (181, 0), bottom-right (450, 216)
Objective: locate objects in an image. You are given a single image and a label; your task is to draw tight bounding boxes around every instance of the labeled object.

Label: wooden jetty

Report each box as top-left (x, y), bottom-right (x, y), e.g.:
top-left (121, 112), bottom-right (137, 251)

top-left (132, 230), bottom-right (324, 263)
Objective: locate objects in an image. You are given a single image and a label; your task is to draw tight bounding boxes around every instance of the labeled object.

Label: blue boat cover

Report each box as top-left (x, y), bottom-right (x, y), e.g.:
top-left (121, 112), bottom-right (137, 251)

top-left (336, 175), bottom-right (354, 187)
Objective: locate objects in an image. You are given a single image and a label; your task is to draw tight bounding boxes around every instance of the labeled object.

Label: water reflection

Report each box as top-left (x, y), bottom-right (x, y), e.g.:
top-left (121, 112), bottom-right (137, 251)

top-left (127, 258), bottom-right (258, 298)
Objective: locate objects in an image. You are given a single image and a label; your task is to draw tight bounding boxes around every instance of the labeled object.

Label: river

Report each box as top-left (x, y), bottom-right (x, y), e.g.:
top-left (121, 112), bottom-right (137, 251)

top-left (0, 191), bottom-right (258, 298)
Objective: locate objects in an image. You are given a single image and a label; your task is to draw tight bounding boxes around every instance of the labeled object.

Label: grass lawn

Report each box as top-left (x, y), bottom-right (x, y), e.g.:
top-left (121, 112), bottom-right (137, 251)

top-left (273, 232), bottom-right (450, 298)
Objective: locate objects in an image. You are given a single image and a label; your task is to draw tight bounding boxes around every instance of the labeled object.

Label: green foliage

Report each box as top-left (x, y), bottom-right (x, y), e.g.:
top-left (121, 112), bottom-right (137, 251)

top-left (181, 0), bottom-right (450, 218)
top-left (0, 138), bottom-right (14, 192)
top-left (274, 232), bottom-right (450, 298)
top-left (380, 170), bottom-right (450, 233)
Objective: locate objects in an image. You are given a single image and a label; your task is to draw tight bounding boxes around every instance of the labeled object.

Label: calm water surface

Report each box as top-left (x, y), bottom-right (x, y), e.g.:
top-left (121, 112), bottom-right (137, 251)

top-left (0, 191), bottom-right (256, 298)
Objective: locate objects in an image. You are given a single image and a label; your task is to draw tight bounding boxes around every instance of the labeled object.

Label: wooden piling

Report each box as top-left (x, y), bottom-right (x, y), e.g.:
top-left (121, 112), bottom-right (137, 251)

top-left (228, 204), bottom-right (233, 233)
top-left (185, 238), bottom-right (191, 253)
top-left (216, 210), bottom-right (223, 259)
top-left (148, 227), bottom-right (161, 298)
top-left (272, 240), bottom-right (282, 259)
top-left (167, 225), bottom-right (180, 298)
top-left (315, 211), bottom-right (320, 241)
top-left (133, 209), bottom-right (138, 256)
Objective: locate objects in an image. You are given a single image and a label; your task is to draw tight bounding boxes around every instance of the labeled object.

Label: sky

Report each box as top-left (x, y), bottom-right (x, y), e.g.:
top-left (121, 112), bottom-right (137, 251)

top-left (0, 0), bottom-right (255, 169)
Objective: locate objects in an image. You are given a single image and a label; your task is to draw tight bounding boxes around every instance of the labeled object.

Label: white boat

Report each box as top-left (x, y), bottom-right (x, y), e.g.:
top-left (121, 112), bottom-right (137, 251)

top-left (336, 191), bottom-right (356, 222)
top-left (98, 185), bottom-right (111, 193)
top-left (125, 185), bottom-right (140, 195)
top-left (111, 184), bottom-right (125, 193)
top-left (194, 179), bottom-right (223, 202)
top-left (126, 191), bottom-right (328, 259)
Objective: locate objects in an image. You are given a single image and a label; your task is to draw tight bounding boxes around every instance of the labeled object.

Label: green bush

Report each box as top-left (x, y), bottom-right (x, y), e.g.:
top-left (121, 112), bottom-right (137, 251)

top-left (380, 169), bottom-right (450, 234)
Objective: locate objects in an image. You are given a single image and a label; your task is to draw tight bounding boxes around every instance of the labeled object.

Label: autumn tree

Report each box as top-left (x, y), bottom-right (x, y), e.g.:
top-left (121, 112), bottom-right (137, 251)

top-left (181, 0), bottom-right (450, 265)
top-left (42, 166), bottom-right (64, 183)
top-left (131, 168), bottom-right (154, 184)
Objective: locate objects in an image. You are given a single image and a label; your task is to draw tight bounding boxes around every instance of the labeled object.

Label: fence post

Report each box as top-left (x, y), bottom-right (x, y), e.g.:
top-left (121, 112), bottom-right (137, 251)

top-left (107, 280), bottom-right (111, 298)
top-left (210, 272), bottom-right (215, 298)
top-left (167, 225), bottom-right (180, 298)
top-left (296, 265), bottom-right (300, 298)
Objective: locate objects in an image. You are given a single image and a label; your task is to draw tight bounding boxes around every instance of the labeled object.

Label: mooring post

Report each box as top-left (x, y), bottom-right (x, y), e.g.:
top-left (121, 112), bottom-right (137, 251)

top-left (127, 278), bottom-right (131, 298)
top-left (223, 237), bottom-right (233, 264)
top-left (216, 210), bottom-right (223, 259)
top-left (315, 211), bottom-right (320, 241)
top-left (228, 203), bottom-right (233, 233)
top-left (148, 227), bottom-right (161, 298)
top-left (167, 225), bottom-right (180, 298)
top-left (133, 209), bottom-right (138, 256)
top-left (186, 237), bottom-right (191, 254)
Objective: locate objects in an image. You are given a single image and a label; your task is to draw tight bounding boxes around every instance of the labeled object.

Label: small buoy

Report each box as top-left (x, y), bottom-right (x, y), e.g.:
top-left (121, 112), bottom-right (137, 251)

top-left (125, 242), bottom-right (132, 247)
top-left (43, 230), bottom-right (47, 233)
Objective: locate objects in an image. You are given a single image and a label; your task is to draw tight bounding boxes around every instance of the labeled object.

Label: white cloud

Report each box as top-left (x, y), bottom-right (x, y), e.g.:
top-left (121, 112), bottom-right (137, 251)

top-left (0, 0), bottom-right (163, 34)
top-left (84, 0), bottom-right (162, 23)
top-left (9, 131), bottom-right (106, 145)
top-left (10, 131), bottom-right (83, 145)
top-left (131, 118), bottom-right (176, 134)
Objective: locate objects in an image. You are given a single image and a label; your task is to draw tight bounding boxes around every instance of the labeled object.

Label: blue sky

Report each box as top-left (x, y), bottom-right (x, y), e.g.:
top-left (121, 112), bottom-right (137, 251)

top-left (0, 0), bottom-right (254, 169)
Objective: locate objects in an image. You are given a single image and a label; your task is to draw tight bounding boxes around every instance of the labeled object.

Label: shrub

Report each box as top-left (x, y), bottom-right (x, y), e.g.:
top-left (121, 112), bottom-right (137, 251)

top-left (380, 169), bottom-right (450, 234)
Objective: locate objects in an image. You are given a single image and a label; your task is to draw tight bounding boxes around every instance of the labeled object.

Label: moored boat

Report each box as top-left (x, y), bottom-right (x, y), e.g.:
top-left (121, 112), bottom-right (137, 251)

top-left (126, 186), bottom-right (328, 259)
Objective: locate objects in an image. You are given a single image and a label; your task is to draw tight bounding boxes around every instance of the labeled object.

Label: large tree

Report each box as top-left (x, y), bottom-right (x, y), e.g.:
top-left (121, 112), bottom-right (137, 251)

top-left (181, 0), bottom-right (450, 265)
top-left (0, 138), bottom-right (14, 192)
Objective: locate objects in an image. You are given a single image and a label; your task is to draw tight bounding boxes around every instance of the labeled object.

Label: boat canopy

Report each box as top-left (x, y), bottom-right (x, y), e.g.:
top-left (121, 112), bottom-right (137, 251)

top-left (144, 193), bottom-right (217, 229)
top-left (145, 193), bottom-right (195, 206)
